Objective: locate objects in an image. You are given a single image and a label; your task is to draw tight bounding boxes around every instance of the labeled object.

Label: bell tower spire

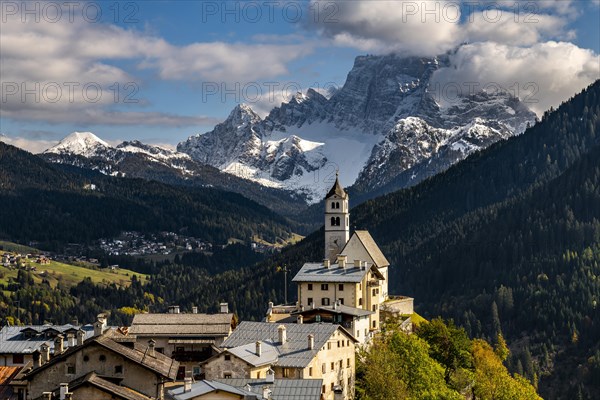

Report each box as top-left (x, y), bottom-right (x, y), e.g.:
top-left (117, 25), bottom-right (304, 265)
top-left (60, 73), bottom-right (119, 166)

top-left (324, 171), bottom-right (349, 262)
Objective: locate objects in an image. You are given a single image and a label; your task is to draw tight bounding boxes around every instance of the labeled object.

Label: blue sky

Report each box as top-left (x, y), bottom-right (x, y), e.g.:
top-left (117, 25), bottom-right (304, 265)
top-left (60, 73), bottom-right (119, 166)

top-left (1, 0), bottom-right (599, 152)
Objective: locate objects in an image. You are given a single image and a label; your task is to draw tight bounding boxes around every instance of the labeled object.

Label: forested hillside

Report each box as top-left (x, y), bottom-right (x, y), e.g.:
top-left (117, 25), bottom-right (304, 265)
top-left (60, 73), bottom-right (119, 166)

top-left (0, 142), bottom-right (295, 247)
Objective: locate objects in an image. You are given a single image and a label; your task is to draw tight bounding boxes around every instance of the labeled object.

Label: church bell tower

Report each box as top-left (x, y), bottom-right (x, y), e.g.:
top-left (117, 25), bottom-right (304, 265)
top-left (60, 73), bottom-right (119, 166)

top-left (324, 172), bottom-right (349, 262)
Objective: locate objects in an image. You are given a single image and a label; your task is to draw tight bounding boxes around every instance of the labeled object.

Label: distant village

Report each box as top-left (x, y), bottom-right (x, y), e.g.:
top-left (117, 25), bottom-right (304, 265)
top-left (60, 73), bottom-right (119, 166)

top-left (0, 177), bottom-right (415, 400)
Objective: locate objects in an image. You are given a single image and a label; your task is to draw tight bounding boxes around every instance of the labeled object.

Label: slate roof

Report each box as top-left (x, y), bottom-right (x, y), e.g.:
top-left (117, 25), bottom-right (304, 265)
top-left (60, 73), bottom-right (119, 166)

top-left (24, 333), bottom-right (179, 380)
top-left (297, 304), bottom-right (374, 317)
top-left (168, 380), bottom-right (255, 400)
top-left (0, 324), bottom-right (95, 355)
top-left (129, 313), bottom-right (233, 337)
top-left (292, 262), bottom-right (384, 283)
top-left (226, 341), bottom-right (279, 367)
top-left (46, 372), bottom-right (153, 400)
top-left (221, 322), bottom-right (356, 368)
top-left (218, 378), bottom-right (323, 400)
top-left (341, 231), bottom-right (390, 267)
top-left (325, 174), bottom-right (347, 199)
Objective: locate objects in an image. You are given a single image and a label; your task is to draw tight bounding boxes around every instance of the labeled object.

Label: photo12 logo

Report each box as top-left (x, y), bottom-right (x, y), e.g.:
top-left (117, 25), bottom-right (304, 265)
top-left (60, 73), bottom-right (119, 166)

top-left (1, 1), bottom-right (140, 24)
top-left (1, 82), bottom-right (140, 104)
top-left (199, 1), bottom-right (339, 24)
top-left (427, 81), bottom-right (539, 105)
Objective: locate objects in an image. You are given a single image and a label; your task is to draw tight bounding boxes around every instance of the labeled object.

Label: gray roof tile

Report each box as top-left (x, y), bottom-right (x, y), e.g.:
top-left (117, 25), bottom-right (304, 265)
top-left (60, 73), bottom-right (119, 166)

top-left (217, 378), bottom-right (323, 400)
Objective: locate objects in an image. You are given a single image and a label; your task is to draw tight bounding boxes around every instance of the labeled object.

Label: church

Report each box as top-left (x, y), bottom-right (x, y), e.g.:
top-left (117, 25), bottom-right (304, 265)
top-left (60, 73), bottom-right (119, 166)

top-left (266, 174), bottom-right (414, 343)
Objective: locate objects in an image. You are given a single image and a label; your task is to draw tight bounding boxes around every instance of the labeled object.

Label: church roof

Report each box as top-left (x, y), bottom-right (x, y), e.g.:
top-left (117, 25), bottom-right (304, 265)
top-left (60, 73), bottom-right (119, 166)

top-left (342, 231), bottom-right (390, 267)
top-left (325, 174), bottom-right (347, 199)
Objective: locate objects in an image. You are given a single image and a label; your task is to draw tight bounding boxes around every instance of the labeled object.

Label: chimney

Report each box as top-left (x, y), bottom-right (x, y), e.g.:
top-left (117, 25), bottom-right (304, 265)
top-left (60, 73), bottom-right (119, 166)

top-left (42, 393), bottom-right (52, 400)
top-left (256, 341), bottom-right (262, 357)
top-left (32, 350), bottom-right (41, 368)
top-left (148, 339), bottom-right (156, 357)
top-left (59, 383), bottom-right (68, 400)
top-left (94, 314), bottom-right (107, 336)
top-left (333, 385), bottom-right (344, 400)
top-left (192, 306), bottom-right (198, 314)
top-left (323, 259), bottom-right (330, 268)
top-left (297, 315), bottom-right (303, 324)
top-left (67, 333), bottom-right (76, 348)
top-left (40, 343), bottom-right (50, 364)
top-left (277, 325), bottom-right (286, 345)
top-left (54, 335), bottom-right (64, 356)
top-left (308, 334), bottom-right (314, 350)
top-left (184, 377), bottom-right (192, 392)
top-left (266, 368), bottom-right (275, 383)
top-left (76, 330), bottom-right (85, 346)
top-left (262, 386), bottom-right (272, 400)
top-left (337, 255), bottom-right (347, 268)
top-left (220, 302), bottom-right (229, 314)
top-left (354, 259), bottom-right (361, 268)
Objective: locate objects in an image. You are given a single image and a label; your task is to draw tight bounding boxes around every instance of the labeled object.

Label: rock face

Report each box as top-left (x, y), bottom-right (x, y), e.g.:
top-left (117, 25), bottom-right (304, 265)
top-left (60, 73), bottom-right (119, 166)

top-left (178, 52), bottom-right (536, 204)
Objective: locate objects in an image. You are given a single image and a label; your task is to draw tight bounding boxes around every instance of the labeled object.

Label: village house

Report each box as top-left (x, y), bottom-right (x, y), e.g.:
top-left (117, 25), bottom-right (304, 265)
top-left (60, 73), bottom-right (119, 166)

top-left (128, 304), bottom-right (236, 380)
top-left (22, 326), bottom-right (179, 400)
top-left (0, 324), bottom-right (95, 367)
top-left (202, 322), bottom-right (356, 400)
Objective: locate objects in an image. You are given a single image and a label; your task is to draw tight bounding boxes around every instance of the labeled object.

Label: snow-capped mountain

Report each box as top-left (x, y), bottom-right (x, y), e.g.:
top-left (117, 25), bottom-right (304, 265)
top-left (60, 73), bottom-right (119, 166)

top-left (40, 131), bottom-right (309, 215)
top-left (178, 53), bottom-right (536, 203)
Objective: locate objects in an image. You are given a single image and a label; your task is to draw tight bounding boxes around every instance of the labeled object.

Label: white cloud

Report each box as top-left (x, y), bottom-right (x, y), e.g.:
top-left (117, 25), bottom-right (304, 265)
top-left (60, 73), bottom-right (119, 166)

top-left (0, 135), bottom-right (57, 154)
top-left (308, 0), bottom-right (580, 55)
top-left (431, 41), bottom-right (600, 116)
top-left (0, 5), bottom-right (314, 126)
top-left (308, 0), bottom-right (461, 55)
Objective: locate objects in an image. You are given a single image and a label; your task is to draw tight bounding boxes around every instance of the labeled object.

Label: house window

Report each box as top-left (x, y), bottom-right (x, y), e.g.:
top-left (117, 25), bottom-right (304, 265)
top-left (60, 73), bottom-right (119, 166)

top-left (66, 364), bottom-right (76, 375)
top-left (322, 385), bottom-right (326, 394)
top-left (338, 298), bottom-right (344, 305)
top-left (331, 383), bottom-right (334, 391)
top-left (373, 321), bottom-right (377, 329)
top-left (308, 283), bottom-right (313, 290)
top-left (327, 342), bottom-right (331, 350)
top-left (176, 346), bottom-right (185, 352)
top-left (308, 297), bottom-right (313, 305)
top-left (322, 364), bottom-right (326, 374)
top-left (372, 305), bottom-right (377, 312)
top-left (83, 355), bottom-right (89, 362)
top-left (347, 340), bottom-right (350, 347)
top-left (156, 347), bottom-right (164, 354)
top-left (337, 340), bottom-right (340, 348)
top-left (224, 354), bottom-right (231, 361)
top-left (99, 355), bottom-right (106, 362)
top-left (321, 284), bottom-right (329, 291)
top-left (309, 367), bottom-right (313, 377)
top-left (331, 362), bottom-right (335, 371)
top-left (347, 358), bottom-right (350, 368)
top-left (356, 330), bottom-right (360, 337)
top-left (256, 371), bottom-right (261, 379)
top-left (339, 360), bottom-right (343, 368)
top-left (115, 365), bottom-right (123, 374)
top-left (193, 366), bottom-right (201, 376)
top-left (358, 298), bottom-right (363, 306)
top-left (283, 368), bottom-right (292, 377)
top-left (12, 354), bottom-right (24, 364)
top-left (322, 298), bottom-right (330, 306)
top-left (338, 284), bottom-right (344, 291)
top-left (316, 315), bottom-right (321, 322)
top-left (224, 373), bottom-right (232, 379)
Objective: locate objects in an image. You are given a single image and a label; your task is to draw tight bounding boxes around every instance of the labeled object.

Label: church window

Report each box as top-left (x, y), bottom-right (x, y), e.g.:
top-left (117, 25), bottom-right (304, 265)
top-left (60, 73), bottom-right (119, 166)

top-left (331, 217), bottom-right (336, 226)
top-left (335, 217), bottom-right (340, 226)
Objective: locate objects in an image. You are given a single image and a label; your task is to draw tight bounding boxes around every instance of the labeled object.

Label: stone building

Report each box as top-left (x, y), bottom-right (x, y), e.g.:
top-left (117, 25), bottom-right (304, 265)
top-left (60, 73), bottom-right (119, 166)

top-left (23, 329), bottom-right (178, 400)
top-left (128, 304), bottom-right (236, 380)
top-left (203, 322), bottom-right (356, 400)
